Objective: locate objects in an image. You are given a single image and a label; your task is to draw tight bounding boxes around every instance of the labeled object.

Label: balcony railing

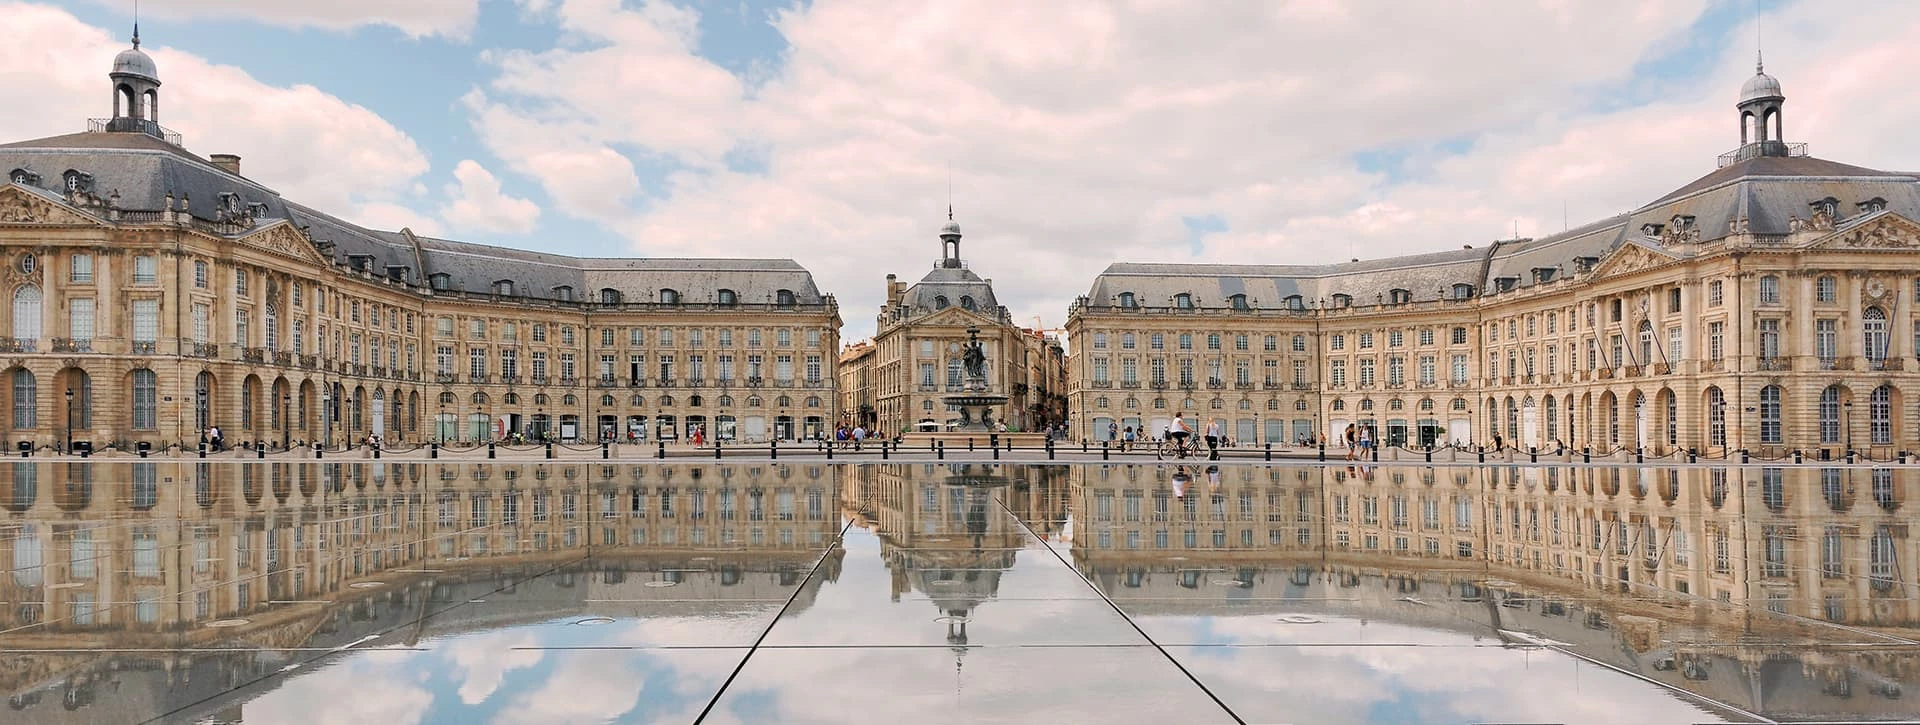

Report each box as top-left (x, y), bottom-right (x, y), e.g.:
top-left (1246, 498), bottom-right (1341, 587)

top-left (435, 372), bottom-right (457, 384)
top-left (274, 351), bottom-right (293, 366)
top-left (687, 378), bottom-right (706, 388)
top-left (1120, 380), bottom-right (1141, 389)
top-left (1869, 357), bottom-right (1900, 372)
top-left (1756, 357), bottom-right (1790, 372)
top-left (597, 376), bottom-right (618, 388)
top-left (560, 376), bottom-right (580, 387)
top-left (500, 374), bottom-right (519, 385)
top-left (190, 342), bottom-right (218, 359)
top-left (533, 375), bottom-right (551, 386)
top-left (50, 338), bottom-right (91, 353)
top-left (1089, 380), bottom-right (1113, 388)
top-left (1819, 357), bottom-right (1854, 371)
top-left (133, 341), bottom-right (158, 355)
top-left (469, 374), bottom-right (491, 384)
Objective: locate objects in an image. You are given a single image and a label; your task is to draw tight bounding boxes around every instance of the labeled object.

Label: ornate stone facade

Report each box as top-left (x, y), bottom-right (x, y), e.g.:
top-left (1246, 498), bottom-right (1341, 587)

top-left (0, 35), bottom-right (839, 452)
top-left (1068, 65), bottom-right (1920, 458)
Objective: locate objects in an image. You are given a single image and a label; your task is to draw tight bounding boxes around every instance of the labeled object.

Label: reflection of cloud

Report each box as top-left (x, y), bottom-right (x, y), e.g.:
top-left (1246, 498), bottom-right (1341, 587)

top-left (442, 630), bottom-right (544, 705)
top-left (244, 651), bottom-right (433, 725)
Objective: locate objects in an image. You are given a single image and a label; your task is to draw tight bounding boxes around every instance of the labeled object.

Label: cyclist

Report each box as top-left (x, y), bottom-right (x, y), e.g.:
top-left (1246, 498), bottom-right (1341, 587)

top-left (1167, 412), bottom-right (1193, 458)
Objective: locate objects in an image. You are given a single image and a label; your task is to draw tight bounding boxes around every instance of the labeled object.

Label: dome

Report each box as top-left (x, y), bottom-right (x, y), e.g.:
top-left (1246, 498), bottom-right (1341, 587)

top-left (1739, 68), bottom-right (1781, 104)
top-left (112, 45), bottom-right (158, 82)
top-left (940, 219), bottom-right (962, 237)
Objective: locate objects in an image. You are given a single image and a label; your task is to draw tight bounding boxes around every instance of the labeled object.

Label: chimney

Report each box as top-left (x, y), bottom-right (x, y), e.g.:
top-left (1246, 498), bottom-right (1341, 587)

top-left (210, 154), bottom-right (242, 176)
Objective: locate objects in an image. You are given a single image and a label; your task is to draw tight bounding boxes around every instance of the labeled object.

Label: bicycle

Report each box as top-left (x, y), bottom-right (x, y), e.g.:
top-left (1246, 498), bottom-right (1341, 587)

top-left (1156, 435), bottom-right (1200, 460)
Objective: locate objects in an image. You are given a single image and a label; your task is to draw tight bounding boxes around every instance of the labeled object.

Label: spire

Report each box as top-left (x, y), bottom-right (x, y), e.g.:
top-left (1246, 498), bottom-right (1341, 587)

top-left (1755, 49), bottom-right (1762, 74)
top-left (132, 22), bottom-right (141, 48)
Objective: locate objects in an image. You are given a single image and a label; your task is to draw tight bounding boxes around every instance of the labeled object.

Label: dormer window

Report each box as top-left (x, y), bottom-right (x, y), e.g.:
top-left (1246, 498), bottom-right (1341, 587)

top-left (1669, 214), bottom-right (1695, 232)
top-left (1284, 295), bottom-right (1304, 310)
top-left (960, 295), bottom-right (976, 311)
top-left (775, 289), bottom-right (797, 307)
top-left (246, 202), bottom-right (269, 218)
top-left (599, 288), bottom-right (621, 305)
top-left (8, 169), bottom-right (37, 186)
top-left (552, 285), bottom-right (574, 302)
top-left (1641, 223), bottom-right (1663, 237)
top-left (1533, 267), bottom-right (1556, 284)
top-left (933, 295), bottom-right (949, 309)
top-left (428, 273), bottom-right (451, 291)
top-left (659, 288), bottom-right (681, 305)
top-left (493, 280), bottom-right (515, 296)
top-left (1495, 276), bottom-right (1519, 293)
top-left (1331, 293), bottom-right (1353, 308)
top-left (1811, 197), bottom-right (1839, 218)
top-left (61, 170), bottom-right (92, 193)
top-left (717, 288), bottom-right (737, 306)
top-left (1173, 293), bottom-right (1194, 309)
top-left (347, 255), bottom-right (374, 273)
top-left (1387, 289), bottom-right (1412, 305)
top-left (1228, 294), bottom-right (1250, 310)
top-left (1450, 284), bottom-right (1474, 300)
top-left (1573, 257), bottom-right (1598, 273)
top-left (1117, 292), bottom-right (1137, 308)
top-left (385, 265), bottom-right (410, 283)
top-left (1859, 197), bottom-right (1888, 214)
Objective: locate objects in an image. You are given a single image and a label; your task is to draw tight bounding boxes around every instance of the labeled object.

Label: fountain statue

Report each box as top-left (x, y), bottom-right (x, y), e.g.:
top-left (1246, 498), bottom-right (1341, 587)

top-left (942, 326), bottom-right (1008, 432)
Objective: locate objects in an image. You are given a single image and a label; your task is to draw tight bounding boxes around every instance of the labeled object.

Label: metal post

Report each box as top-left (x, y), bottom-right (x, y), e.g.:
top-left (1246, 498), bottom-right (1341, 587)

top-left (199, 442), bottom-right (207, 458)
top-left (826, 442), bottom-right (833, 460)
top-left (1101, 440), bottom-right (1109, 461)
top-left (1317, 443), bottom-right (1326, 461)
top-left (488, 442), bottom-right (496, 459)
top-left (882, 441), bottom-right (890, 460)
top-left (992, 441), bottom-right (999, 460)
top-left (715, 440), bottom-right (723, 459)
top-left (545, 441), bottom-right (555, 459)
top-left (1265, 442), bottom-right (1272, 462)
top-left (1582, 447), bottom-right (1590, 463)
top-left (315, 442), bottom-right (323, 459)
top-left (370, 444), bottom-right (379, 460)
top-left (968, 438), bottom-right (975, 452)
top-left (1746, 449), bottom-right (1755, 464)
top-left (1687, 447), bottom-right (1696, 463)
top-left (1635, 448), bottom-right (1643, 463)
top-left (1793, 449), bottom-right (1802, 464)
top-left (1046, 438), bottom-right (1054, 460)
top-left (431, 441), bottom-right (439, 459)
top-left (1529, 446), bottom-right (1537, 463)
top-left (937, 441), bottom-right (945, 460)
top-left (1477, 448), bottom-right (1486, 463)
top-left (657, 440), bottom-right (666, 459)
top-left (771, 439), bottom-right (778, 460)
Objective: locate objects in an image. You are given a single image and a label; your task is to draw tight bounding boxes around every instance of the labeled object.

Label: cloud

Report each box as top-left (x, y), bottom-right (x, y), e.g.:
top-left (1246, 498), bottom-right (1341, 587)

top-left (440, 160), bottom-right (542, 235)
top-left (0, 3), bottom-right (437, 232)
top-left (82, 0), bottom-right (482, 39)
top-left (462, 0), bottom-right (1920, 339)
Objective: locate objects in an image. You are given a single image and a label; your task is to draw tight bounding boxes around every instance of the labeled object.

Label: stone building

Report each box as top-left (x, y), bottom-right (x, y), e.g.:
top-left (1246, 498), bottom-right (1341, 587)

top-left (843, 212), bottom-right (1067, 436)
top-left (1069, 62), bottom-right (1920, 458)
top-left (0, 31), bottom-right (839, 451)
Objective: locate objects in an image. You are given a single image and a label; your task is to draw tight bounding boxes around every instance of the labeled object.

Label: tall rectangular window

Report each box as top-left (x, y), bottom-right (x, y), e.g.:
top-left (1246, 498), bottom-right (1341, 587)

top-left (1815, 319), bottom-right (1837, 360)
top-left (133, 255), bottom-right (157, 284)
top-left (68, 298), bottom-right (94, 341)
top-left (70, 254), bottom-right (92, 283)
top-left (1758, 319), bottom-right (1780, 359)
top-left (133, 299), bottom-right (159, 343)
top-left (1708, 322), bottom-right (1724, 361)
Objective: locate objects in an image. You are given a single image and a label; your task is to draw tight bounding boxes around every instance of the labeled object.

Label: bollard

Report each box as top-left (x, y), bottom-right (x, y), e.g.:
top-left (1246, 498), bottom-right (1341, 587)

top-left (1082, 440), bottom-right (1088, 454)
top-left (1688, 447), bottom-right (1697, 463)
top-left (1529, 446), bottom-right (1537, 464)
top-left (1477, 448), bottom-right (1486, 464)
top-left (992, 440), bottom-right (1000, 460)
top-left (1371, 445), bottom-right (1379, 463)
top-left (259, 444), bottom-right (268, 459)
top-left (657, 440), bottom-right (666, 459)
top-left (882, 442), bottom-right (890, 460)
top-left (431, 441), bottom-right (439, 459)
top-left (545, 442), bottom-right (555, 460)
top-left (771, 439), bottom-right (779, 460)
top-left (1793, 449), bottom-right (1803, 464)
top-left (968, 438), bottom-right (975, 452)
top-left (1903, 450), bottom-right (1910, 464)
top-left (1582, 447), bottom-right (1590, 464)
top-left (487, 442), bottom-right (497, 459)
top-left (1635, 448), bottom-right (1643, 464)
top-left (715, 440), bottom-right (723, 460)
top-left (1425, 447), bottom-right (1432, 463)
top-left (139, 448), bottom-right (148, 458)
top-left (1318, 443), bottom-right (1326, 462)
top-left (315, 442), bottom-right (323, 459)
top-left (1744, 448), bottom-right (1753, 464)
top-left (1848, 449), bottom-right (1857, 464)
top-left (602, 442), bottom-right (610, 460)
top-left (1265, 442), bottom-right (1273, 462)
top-left (199, 442), bottom-right (207, 459)
top-left (826, 442), bottom-right (834, 460)
top-left (937, 441), bottom-right (945, 460)
top-left (1102, 440), bottom-right (1110, 461)
top-left (373, 446), bottom-right (381, 460)
top-left (1046, 438), bottom-right (1055, 460)
top-left (80, 446), bottom-right (89, 459)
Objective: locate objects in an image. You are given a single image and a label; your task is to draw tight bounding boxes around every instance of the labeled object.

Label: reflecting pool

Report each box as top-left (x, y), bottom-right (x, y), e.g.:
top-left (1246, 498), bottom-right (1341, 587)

top-left (0, 461), bottom-right (1915, 723)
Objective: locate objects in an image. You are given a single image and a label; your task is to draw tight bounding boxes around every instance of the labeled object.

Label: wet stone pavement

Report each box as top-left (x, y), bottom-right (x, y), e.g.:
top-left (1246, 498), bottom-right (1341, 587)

top-left (1, 460), bottom-right (1916, 724)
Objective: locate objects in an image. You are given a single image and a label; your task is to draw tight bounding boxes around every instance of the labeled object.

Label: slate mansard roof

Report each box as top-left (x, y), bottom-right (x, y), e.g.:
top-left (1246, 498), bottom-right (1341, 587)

top-left (1082, 153), bottom-right (1920, 311)
top-left (0, 130), bottom-right (830, 307)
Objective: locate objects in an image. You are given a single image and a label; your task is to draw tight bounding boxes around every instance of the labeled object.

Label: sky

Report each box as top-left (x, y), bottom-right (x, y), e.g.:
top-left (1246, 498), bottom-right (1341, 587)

top-left (5, 0), bottom-right (1920, 341)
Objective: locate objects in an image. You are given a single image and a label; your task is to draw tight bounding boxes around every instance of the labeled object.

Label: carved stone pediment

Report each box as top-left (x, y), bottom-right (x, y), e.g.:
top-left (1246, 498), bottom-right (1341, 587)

top-left (1589, 242), bottom-right (1678, 279)
top-left (237, 222), bottom-right (328, 266)
top-left (1809, 213), bottom-right (1920, 250)
top-left (0, 185), bottom-right (103, 226)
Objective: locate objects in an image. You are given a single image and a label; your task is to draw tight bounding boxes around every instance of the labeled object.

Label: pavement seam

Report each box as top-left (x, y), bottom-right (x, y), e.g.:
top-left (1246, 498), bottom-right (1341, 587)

top-left (693, 516), bottom-right (855, 724)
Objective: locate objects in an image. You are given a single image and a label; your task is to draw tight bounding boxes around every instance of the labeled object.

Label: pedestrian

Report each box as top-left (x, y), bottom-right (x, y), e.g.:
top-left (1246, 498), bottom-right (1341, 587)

top-left (1343, 423), bottom-right (1357, 461)
top-left (1171, 465), bottom-right (1191, 499)
top-left (1205, 417), bottom-right (1224, 458)
top-left (1122, 425), bottom-right (1136, 451)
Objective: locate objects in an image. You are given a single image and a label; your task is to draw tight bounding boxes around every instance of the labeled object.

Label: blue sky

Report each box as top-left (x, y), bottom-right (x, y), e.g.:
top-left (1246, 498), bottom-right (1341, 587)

top-left (13, 0), bottom-right (1919, 337)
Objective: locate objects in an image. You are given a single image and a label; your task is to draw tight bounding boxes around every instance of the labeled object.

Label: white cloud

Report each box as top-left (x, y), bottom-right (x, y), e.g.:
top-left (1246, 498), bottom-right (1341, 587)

top-left (0, 3), bottom-right (438, 232)
top-left (83, 0), bottom-right (482, 39)
top-left (464, 0), bottom-right (1920, 338)
top-left (440, 159), bottom-right (542, 235)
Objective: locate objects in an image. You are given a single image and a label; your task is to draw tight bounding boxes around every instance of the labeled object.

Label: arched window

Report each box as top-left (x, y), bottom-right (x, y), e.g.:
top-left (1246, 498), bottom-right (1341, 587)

top-left (1331, 294), bottom-right (1352, 308)
top-left (439, 392), bottom-right (455, 405)
top-left (552, 285), bottom-right (575, 302)
top-left (1451, 284), bottom-right (1474, 300)
top-left (493, 280), bottom-right (515, 296)
top-left (1389, 289), bottom-right (1411, 305)
top-left (1871, 385), bottom-right (1893, 445)
top-left (1229, 294), bottom-right (1250, 310)
top-left (659, 289), bottom-right (681, 305)
top-left (688, 395), bottom-right (704, 407)
top-left (11, 286), bottom-right (40, 343)
top-left (1819, 385), bottom-right (1844, 444)
top-left (131, 369), bottom-right (157, 429)
top-left (775, 289), bottom-right (796, 307)
top-left (1706, 387), bottom-right (1726, 447)
top-left (1760, 385), bottom-right (1782, 444)
top-left (600, 288), bottom-right (622, 305)
top-left (717, 289), bottom-right (737, 306)
top-left (1116, 292), bottom-right (1137, 308)
top-left (1864, 307), bottom-right (1889, 361)
top-left (933, 295), bottom-right (949, 310)
top-left (429, 273), bottom-right (452, 291)
top-left (10, 368), bottom-right (34, 428)
top-left (1173, 293), bottom-right (1193, 309)
top-left (960, 295), bottom-right (976, 311)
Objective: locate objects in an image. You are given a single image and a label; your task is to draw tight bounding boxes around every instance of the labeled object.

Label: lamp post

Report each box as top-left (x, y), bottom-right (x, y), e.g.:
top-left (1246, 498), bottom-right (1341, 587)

top-left (282, 393), bottom-right (291, 451)
top-left (64, 388), bottom-right (73, 454)
top-left (1844, 400), bottom-right (1855, 455)
top-left (438, 400), bottom-right (446, 443)
top-left (321, 388), bottom-right (332, 450)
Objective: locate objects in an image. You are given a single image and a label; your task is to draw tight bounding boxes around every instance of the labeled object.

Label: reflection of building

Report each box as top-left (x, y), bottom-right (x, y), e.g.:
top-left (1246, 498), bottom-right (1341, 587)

top-left (0, 30), bottom-right (839, 451)
top-left (1066, 463), bottom-right (1920, 721)
top-left (1070, 62), bottom-right (1920, 458)
top-left (0, 461), bottom-right (843, 720)
top-left (841, 214), bottom-right (1067, 436)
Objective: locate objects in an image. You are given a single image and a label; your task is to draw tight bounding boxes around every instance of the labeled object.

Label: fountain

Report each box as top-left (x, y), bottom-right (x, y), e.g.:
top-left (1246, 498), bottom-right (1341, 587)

top-left (942, 326), bottom-right (1008, 433)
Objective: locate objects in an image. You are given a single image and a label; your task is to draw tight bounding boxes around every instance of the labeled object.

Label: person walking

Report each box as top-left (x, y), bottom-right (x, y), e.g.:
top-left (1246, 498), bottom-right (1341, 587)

top-left (1343, 423), bottom-right (1357, 461)
top-left (1108, 420), bottom-right (1119, 443)
top-left (1204, 417), bottom-right (1224, 459)
top-left (1122, 425), bottom-right (1136, 451)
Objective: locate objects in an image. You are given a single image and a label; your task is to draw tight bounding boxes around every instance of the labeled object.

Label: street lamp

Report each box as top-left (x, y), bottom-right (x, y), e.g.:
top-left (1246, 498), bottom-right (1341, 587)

top-left (1844, 400), bottom-right (1855, 455)
top-left (321, 388), bottom-right (332, 451)
top-left (64, 388), bottom-right (73, 454)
